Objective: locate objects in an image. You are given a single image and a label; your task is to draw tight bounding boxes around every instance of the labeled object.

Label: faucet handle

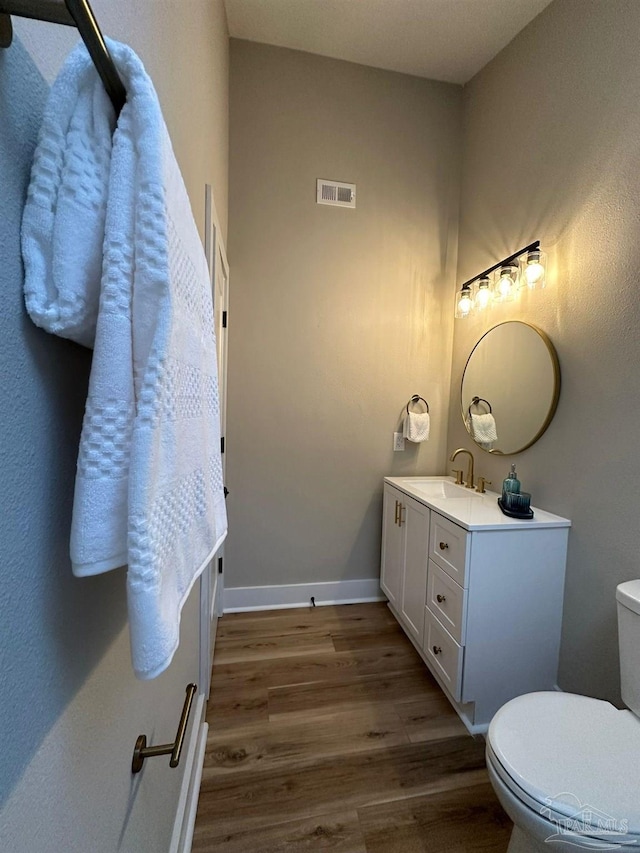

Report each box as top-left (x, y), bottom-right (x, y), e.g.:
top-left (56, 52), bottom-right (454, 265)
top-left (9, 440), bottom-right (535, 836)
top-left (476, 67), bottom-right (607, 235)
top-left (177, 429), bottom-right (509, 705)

top-left (476, 477), bottom-right (492, 494)
top-left (452, 468), bottom-right (464, 485)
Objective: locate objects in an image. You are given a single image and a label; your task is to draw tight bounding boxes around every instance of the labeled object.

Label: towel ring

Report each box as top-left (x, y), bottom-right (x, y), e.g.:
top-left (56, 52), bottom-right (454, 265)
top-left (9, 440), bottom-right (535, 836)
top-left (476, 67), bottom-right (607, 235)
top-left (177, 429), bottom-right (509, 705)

top-left (406, 395), bottom-right (429, 414)
top-left (468, 396), bottom-right (492, 417)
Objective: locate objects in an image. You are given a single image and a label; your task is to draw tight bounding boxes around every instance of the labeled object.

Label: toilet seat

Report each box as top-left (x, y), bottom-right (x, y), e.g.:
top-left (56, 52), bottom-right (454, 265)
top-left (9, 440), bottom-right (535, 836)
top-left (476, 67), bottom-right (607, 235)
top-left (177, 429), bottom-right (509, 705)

top-left (487, 691), bottom-right (640, 844)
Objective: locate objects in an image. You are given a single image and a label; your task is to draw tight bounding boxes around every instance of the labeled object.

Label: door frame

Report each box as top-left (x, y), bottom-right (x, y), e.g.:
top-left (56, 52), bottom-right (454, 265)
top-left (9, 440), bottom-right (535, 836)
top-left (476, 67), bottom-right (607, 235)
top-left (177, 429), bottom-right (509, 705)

top-left (199, 184), bottom-right (229, 699)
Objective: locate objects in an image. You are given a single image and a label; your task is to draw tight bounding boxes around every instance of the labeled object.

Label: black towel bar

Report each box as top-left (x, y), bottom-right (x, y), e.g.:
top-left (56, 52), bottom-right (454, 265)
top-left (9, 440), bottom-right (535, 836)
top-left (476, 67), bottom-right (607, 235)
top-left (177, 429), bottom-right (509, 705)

top-left (468, 396), bottom-right (492, 416)
top-left (0, 0), bottom-right (126, 116)
top-left (406, 395), bottom-right (429, 414)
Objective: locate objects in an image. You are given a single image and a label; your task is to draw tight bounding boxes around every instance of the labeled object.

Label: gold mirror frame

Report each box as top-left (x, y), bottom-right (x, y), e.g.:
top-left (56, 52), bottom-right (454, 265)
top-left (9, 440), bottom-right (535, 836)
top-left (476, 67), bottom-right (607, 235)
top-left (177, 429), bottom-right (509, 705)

top-left (460, 321), bottom-right (561, 455)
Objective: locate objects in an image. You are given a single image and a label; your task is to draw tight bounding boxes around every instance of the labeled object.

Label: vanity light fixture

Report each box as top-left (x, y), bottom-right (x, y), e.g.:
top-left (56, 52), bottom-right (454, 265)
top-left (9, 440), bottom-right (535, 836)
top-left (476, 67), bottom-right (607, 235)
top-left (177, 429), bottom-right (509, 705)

top-left (454, 240), bottom-right (545, 319)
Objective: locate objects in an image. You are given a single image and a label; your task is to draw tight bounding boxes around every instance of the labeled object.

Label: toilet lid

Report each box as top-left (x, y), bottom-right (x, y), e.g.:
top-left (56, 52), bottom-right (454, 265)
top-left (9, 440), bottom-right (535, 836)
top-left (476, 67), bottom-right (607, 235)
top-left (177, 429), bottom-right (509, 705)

top-left (488, 692), bottom-right (640, 836)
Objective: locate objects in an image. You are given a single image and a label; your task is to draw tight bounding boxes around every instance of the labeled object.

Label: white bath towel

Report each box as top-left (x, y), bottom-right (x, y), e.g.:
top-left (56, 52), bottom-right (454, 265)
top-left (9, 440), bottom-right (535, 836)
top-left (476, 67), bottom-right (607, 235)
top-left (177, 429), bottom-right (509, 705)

top-left (403, 412), bottom-right (430, 443)
top-left (22, 40), bottom-right (227, 679)
top-left (469, 412), bottom-right (498, 444)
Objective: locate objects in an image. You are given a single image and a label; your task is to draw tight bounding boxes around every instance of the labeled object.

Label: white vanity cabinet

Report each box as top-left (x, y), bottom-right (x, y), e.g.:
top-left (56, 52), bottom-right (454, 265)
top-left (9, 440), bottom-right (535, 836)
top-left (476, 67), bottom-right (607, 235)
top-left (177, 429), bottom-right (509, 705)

top-left (380, 477), bottom-right (570, 733)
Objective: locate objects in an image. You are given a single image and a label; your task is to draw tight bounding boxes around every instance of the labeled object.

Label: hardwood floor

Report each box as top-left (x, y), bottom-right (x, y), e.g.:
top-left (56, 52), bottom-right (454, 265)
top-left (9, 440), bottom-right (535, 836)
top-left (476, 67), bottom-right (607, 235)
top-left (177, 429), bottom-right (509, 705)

top-left (193, 602), bottom-right (511, 852)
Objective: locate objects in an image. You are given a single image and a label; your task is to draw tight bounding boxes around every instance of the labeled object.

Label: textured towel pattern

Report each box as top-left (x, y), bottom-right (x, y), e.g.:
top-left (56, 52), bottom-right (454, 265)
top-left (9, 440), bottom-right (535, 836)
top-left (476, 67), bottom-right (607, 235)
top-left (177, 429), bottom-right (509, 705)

top-left (403, 411), bottom-right (430, 443)
top-left (22, 40), bottom-right (227, 679)
top-left (469, 412), bottom-right (498, 444)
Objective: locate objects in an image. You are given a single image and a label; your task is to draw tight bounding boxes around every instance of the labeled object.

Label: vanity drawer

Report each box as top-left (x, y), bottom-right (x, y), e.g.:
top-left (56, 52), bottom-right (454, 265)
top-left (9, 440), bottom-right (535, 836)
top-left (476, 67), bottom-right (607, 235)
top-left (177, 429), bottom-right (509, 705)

top-left (427, 560), bottom-right (467, 645)
top-left (424, 608), bottom-right (463, 702)
top-left (429, 513), bottom-right (469, 586)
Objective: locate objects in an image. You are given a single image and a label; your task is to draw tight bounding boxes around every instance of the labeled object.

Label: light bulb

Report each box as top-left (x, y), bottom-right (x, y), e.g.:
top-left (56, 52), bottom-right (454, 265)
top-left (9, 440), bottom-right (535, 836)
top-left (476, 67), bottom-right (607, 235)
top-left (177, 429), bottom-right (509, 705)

top-left (475, 278), bottom-right (492, 309)
top-left (498, 272), bottom-right (513, 297)
top-left (455, 286), bottom-right (474, 318)
top-left (495, 264), bottom-right (519, 301)
top-left (524, 250), bottom-right (546, 287)
top-left (458, 292), bottom-right (473, 314)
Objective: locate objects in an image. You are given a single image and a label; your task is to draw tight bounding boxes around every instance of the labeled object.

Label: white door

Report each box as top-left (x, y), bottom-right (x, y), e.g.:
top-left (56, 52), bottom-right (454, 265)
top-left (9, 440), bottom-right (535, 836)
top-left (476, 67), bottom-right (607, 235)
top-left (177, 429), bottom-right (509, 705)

top-left (205, 184), bottom-right (229, 462)
top-left (200, 185), bottom-right (229, 696)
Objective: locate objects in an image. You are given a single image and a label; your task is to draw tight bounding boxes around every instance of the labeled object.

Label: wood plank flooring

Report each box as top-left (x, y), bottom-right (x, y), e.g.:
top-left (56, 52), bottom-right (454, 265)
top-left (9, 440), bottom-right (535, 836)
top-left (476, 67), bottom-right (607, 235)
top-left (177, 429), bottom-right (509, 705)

top-left (193, 602), bottom-right (511, 852)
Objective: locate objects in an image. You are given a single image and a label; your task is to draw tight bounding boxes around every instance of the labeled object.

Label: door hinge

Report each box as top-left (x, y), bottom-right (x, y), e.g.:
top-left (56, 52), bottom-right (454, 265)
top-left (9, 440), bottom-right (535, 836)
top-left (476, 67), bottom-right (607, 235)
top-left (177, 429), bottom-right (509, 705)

top-left (218, 556), bottom-right (223, 574)
top-left (222, 310), bottom-right (227, 328)
top-left (220, 436), bottom-right (225, 453)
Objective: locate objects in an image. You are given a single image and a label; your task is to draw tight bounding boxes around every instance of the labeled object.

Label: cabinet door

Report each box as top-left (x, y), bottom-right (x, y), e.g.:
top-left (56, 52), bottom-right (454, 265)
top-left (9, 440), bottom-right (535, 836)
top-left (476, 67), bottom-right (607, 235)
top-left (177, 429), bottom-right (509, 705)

top-left (400, 497), bottom-right (430, 645)
top-left (380, 485), bottom-right (403, 608)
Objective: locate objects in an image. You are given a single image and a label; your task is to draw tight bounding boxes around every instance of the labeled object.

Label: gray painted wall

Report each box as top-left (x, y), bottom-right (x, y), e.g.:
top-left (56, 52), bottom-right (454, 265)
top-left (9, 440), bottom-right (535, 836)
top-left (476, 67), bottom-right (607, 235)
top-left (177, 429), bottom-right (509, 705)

top-left (226, 40), bottom-right (461, 589)
top-left (0, 34), bottom-right (99, 811)
top-left (447, 0), bottom-right (640, 704)
top-left (0, 3), bottom-right (229, 848)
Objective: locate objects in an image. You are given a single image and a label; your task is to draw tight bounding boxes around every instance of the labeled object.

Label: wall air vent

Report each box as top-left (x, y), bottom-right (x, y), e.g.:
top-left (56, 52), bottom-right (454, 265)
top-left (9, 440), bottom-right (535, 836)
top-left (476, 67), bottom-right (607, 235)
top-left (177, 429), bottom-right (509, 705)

top-left (316, 179), bottom-right (356, 208)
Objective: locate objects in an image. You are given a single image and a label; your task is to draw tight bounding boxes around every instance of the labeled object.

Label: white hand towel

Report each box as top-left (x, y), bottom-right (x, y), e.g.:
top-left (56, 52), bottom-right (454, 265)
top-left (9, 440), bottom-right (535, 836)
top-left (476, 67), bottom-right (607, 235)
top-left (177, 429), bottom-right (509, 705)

top-left (469, 412), bottom-right (498, 444)
top-left (22, 40), bottom-right (227, 679)
top-left (403, 412), bottom-right (430, 443)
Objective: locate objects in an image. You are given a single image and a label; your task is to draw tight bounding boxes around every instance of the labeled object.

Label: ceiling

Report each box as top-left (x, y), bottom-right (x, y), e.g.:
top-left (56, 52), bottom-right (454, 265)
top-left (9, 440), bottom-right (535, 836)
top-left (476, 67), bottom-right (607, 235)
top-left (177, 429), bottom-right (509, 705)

top-left (224, 0), bottom-right (553, 85)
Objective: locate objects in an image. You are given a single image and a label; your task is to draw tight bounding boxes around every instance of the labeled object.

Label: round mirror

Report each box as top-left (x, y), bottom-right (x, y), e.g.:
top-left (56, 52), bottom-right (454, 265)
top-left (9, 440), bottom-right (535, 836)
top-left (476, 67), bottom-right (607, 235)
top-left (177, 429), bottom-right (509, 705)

top-left (461, 321), bottom-right (560, 455)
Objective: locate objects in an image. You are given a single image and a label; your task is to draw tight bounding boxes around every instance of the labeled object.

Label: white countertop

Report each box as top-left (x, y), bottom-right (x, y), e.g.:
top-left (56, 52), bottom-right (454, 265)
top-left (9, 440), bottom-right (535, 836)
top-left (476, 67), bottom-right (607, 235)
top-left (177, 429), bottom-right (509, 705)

top-left (385, 476), bottom-right (571, 531)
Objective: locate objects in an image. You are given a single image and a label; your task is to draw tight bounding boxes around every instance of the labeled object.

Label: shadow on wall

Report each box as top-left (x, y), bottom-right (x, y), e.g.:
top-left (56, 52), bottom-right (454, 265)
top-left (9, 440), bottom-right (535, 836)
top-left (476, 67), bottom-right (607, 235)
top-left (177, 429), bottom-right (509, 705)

top-left (459, 14), bottom-right (640, 280)
top-left (344, 490), bottom-right (384, 582)
top-left (0, 39), bottom-right (128, 808)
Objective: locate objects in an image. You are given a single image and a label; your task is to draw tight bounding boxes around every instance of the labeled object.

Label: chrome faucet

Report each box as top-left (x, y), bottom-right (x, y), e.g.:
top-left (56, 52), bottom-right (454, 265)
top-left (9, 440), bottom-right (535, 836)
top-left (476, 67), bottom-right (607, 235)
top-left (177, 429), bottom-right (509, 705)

top-left (450, 448), bottom-right (475, 490)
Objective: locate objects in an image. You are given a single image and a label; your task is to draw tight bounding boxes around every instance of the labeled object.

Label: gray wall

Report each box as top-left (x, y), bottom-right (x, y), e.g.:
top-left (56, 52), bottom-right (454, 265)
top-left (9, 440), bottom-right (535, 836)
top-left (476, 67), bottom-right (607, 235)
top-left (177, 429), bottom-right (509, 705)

top-left (0, 3), bottom-right (229, 847)
top-left (447, 0), bottom-right (640, 704)
top-left (0, 35), bottom-right (97, 812)
top-left (226, 40), bottom-right (461, 589)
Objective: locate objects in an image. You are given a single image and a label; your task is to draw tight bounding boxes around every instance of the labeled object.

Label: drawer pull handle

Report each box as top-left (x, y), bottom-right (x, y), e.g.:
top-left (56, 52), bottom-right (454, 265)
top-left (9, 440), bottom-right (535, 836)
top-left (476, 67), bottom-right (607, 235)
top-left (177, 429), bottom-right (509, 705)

top-left (439, 542), bottom-right (449, 550)
top-left (432, 645), bottom-right (442, 655)
top-left (132, 684), bottom-right (197, 774)
top-left (436, 594), bottom-right (446, 603)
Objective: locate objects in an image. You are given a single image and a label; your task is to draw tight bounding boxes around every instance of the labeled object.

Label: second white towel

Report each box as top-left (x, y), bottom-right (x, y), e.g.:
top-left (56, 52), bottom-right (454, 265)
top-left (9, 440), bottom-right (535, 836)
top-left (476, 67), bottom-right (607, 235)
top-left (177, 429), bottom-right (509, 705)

top-left (469, 412), bottom-right (498, 444)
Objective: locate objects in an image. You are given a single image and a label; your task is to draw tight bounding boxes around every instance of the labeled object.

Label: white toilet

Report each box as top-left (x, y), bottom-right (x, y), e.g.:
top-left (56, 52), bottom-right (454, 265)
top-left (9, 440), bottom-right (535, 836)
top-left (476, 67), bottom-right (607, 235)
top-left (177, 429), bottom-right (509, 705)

top-left (486, 580), bottom-right (640, 852)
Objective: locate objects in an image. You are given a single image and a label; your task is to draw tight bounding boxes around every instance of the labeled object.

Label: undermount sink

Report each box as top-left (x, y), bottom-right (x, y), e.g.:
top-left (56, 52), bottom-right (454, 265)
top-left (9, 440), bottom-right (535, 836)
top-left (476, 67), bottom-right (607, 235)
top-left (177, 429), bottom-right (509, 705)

top-left (399, 478), bottom-right (481, 499)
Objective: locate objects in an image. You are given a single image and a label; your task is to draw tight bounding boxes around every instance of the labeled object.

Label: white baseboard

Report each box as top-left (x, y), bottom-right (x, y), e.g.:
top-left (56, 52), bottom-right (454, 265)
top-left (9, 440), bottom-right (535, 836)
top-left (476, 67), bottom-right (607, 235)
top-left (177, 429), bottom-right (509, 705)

top-left (175, 721), bottom-right (208, 853)
top-left (169, 694), bottom-right (207, 853)
top-left (223, 578), bottom-right (385, 613)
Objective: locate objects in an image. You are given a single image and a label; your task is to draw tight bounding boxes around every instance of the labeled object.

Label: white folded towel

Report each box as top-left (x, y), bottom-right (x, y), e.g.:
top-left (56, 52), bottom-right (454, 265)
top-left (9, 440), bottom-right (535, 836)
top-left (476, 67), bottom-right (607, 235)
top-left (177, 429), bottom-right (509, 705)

top-left (403, 412), bottom-right (431, 443)
top-left (22, 40), bottom-right (227, 679)
top-left (469, 412), bottom-right (498, 445)
top-left (22, 45), bottom-right (113, 347)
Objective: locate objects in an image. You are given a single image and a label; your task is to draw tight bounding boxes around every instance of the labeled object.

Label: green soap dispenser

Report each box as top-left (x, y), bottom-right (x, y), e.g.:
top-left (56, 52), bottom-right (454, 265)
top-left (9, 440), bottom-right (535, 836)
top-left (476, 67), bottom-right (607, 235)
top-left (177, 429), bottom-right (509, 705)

top-left (502, 464), bottom-right (521, 502)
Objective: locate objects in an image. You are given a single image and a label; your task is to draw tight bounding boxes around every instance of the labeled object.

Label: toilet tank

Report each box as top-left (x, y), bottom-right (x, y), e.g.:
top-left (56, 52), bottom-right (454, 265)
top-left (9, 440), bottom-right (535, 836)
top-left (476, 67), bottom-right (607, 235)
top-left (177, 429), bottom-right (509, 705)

top-left (617, 580), bottom-right (640, 715)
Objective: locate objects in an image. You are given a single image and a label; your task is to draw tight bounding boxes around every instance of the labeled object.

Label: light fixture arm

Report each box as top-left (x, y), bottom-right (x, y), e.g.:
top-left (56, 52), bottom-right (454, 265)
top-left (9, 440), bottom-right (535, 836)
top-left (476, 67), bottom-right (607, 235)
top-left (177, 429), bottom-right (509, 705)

top-left (459, 240), bottom-right (540, 290)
